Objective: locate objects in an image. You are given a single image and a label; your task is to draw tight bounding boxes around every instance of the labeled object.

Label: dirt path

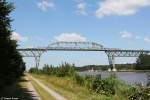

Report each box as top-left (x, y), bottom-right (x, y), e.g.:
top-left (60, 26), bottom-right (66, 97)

top-left (25, 75), bottom-right (41, 100)
top-left (28, 74), bottom-right (67, 100)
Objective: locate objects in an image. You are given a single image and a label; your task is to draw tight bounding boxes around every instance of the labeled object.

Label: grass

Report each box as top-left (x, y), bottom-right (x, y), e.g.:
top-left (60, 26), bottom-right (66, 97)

top-left (30, 76), bottom-right (55, 100)
top-left (31, 73), bottom-right (127, 100)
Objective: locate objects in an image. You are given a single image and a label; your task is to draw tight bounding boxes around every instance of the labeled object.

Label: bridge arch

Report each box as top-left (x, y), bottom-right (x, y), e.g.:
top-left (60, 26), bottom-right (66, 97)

top-left (47, 41), bottom-right (104, 51)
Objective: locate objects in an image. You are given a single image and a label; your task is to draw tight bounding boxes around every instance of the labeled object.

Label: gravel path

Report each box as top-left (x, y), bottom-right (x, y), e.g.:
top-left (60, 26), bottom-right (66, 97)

top-left (25, 76), bottom-right (41, 100)
top-left (28, 74), bottom-right (67, 100)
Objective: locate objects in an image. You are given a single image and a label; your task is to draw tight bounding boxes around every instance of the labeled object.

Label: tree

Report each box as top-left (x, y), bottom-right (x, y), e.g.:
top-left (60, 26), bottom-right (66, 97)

top-left (136, 54), bottom-right (150, 70)
top-left (0, 0), bottom-right (25, 90)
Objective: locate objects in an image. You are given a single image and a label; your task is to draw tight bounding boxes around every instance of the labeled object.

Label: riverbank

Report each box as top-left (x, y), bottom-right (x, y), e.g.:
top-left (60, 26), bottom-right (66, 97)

top-left (29, 63), bottom-right (150, 100)
top-left (30, 73), bottom-right (128, 100)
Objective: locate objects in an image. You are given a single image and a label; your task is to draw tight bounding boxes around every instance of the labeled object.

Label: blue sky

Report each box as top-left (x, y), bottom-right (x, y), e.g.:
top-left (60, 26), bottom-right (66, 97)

top-left (9, 0), bottom-right (150, 68)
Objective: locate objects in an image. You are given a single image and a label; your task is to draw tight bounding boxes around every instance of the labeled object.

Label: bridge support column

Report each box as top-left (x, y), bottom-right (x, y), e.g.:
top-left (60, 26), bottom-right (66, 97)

top-left (34, 56), bottom-right (41, 69)
top-left (107, 56), bottom-right (116, 71)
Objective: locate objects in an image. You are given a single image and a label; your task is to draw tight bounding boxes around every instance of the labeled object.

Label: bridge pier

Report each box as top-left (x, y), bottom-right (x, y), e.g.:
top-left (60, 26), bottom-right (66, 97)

top-left (31, 50), bottom-right (44, 69)
top-left (107, 55), bottom-right (116, 71)
top-left (34, 56), bottom-right (41, 69)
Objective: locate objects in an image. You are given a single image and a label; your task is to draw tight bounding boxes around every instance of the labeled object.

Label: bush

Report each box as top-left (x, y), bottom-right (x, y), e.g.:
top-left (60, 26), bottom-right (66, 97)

top-left (90, 76), bottom-right (115, 96)
top-left (73, 74), bottom-right (85, 86)
top-left (128, 86), bottom-right (150, 100)
top-left (73, 74), bottom-right (116, 96)
top-left (147, 73), bottom-right (150, 86)
top-left (84, 75), bottom-right (95, 90)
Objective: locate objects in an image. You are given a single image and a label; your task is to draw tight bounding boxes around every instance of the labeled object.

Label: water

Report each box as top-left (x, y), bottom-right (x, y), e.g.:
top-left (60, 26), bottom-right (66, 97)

top-left (78, 71), bottom-right (149, 86)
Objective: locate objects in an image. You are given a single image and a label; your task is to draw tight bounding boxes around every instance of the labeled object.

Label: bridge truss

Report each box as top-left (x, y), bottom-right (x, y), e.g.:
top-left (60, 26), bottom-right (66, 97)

top-left (17, 41), bottom-right (150, 70)
top-left (18, 48), bottom-right (46, 68)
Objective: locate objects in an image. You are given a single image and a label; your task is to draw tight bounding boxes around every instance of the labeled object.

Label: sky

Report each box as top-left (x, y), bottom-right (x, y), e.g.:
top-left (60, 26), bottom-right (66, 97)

top-left (9, 0), bottom-right (150, 68)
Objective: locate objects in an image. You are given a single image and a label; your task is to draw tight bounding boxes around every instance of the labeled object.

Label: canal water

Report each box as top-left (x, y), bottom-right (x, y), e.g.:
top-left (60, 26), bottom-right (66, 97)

top-left (78, 71), bottom-right (149, 86)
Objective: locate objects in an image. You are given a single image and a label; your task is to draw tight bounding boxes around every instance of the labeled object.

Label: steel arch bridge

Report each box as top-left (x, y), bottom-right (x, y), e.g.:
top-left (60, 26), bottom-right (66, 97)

top-left (17, 41), bottom-right (150, 71)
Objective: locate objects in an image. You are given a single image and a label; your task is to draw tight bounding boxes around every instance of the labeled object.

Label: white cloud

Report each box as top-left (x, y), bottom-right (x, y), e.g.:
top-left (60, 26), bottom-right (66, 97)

top-left (76, 2), bottom-right (87, 15)
top-left (120, 31), bottom-right (133, 39)
top-left (144, 37), bottom-right (150, 42)
top-left (37, 0), bottom-right (55, 12)
top-left (119, 31), bottom-right (150, 44)
top-left (54, 33), bottom-right (87, 42)
top-left (11, 32), bottom-right (28, 42)
top-left (95, 0), bottom-right (150, 18)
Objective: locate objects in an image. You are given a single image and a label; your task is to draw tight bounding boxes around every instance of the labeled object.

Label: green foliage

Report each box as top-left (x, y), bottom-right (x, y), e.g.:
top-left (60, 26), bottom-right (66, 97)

top-left (73, 74), bottom-right (116, 96)
top-left (73, 73), bottom-right (85, 86)
top-left (147, 73), bottom-right (150, 86)
top-left (84, 75), bottom-right (95, 90)
top-left (128, 86), bottom-right (150, 100)
top-left (0, 0), bottom-right (25, 90)
top-left (29, 62), bottom-right (76, 77)
top-left (29, 67), bottom-right (41, 74)
top-left (90, 75), bottom-right (115, 96)
top-left (136, 54), bottom-right (150, 70)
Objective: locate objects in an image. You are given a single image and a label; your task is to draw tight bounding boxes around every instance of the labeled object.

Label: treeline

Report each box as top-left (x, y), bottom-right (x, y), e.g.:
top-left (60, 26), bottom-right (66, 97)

top-left (29, 63), bottom-right (75, 77)
top-left (136, 54), bottom-right (150, 70)
top-left (0, 0), bottom-right (25, 92)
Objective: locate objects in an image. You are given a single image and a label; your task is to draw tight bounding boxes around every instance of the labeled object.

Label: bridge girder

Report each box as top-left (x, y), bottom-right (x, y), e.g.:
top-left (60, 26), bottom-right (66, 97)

top-left (105, 50), bottom-right (150, 57)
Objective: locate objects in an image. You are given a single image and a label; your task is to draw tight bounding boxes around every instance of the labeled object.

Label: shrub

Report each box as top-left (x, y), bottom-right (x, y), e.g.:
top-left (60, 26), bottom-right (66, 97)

top-left (73, 73), bottom-right (85, 86)
top-left (84, 75), bottom-right (95, 90)
top-left (128, 86), bottom-right (150, 100)
top-left (73, 74), bottom-right (116, 96)
top-left (147, 73), bottom-right (150, 86)
top-left (90, 76), bottom-right (115, 96)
